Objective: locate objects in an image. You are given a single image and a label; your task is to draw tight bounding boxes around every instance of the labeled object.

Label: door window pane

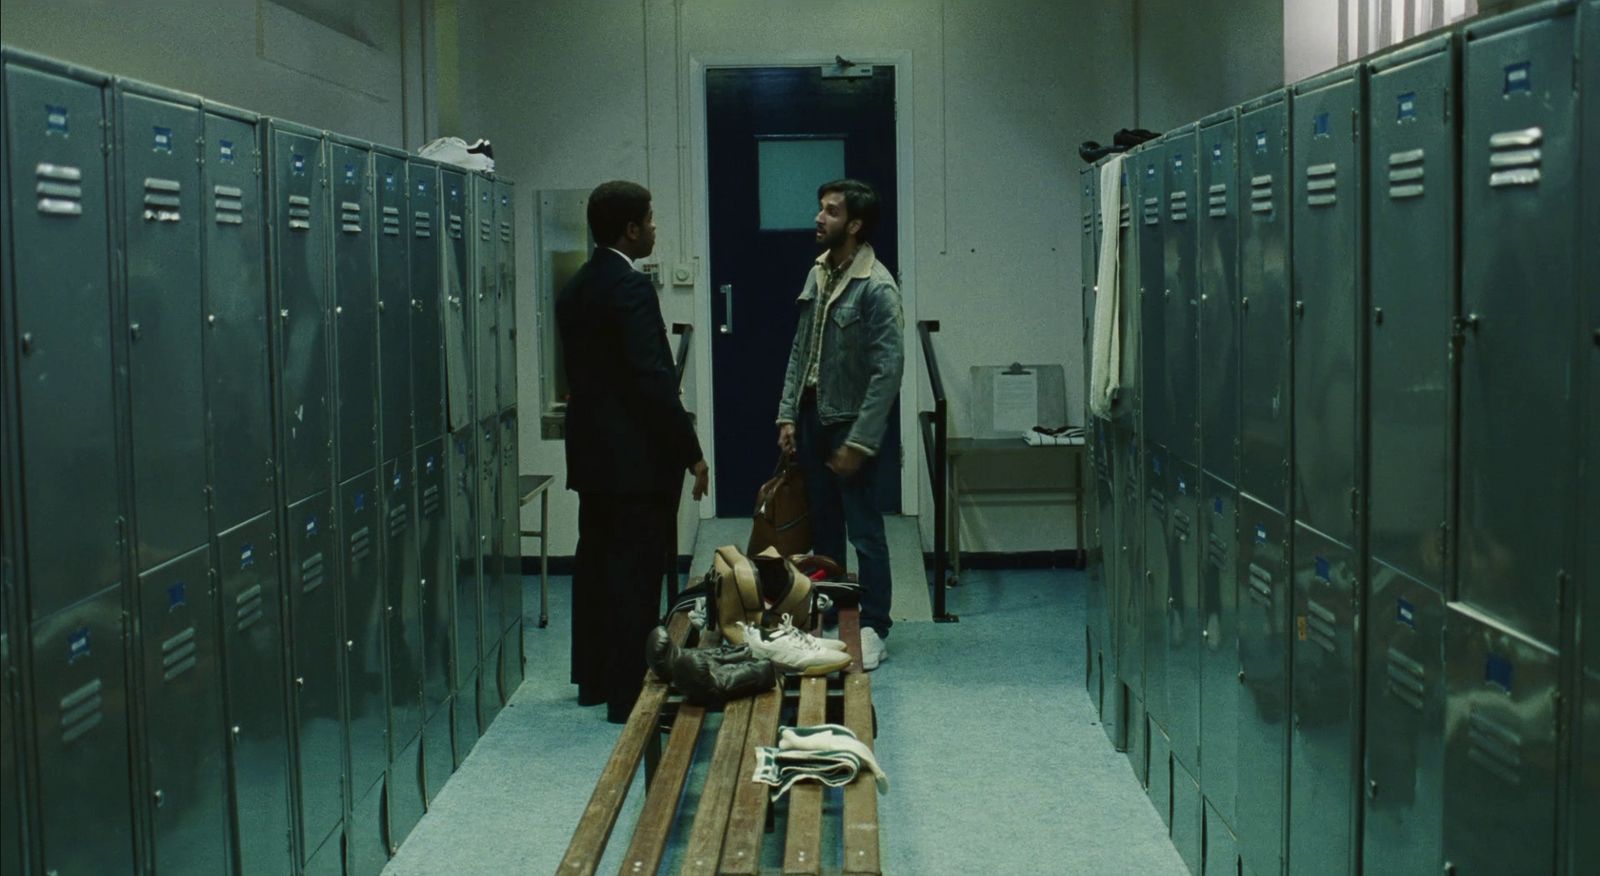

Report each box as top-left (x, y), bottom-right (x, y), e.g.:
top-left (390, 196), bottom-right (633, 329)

top-left (758, 138), bottom-right (845, 231)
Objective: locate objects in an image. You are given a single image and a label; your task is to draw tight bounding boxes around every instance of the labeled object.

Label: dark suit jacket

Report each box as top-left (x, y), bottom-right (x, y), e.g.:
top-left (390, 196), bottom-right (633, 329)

top-left (556, 249), bottom-right (702, 495)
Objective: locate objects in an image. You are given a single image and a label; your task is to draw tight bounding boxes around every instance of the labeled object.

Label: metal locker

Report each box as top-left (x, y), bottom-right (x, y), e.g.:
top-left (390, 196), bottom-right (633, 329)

top-left (1149, 718), bottom-right (1173, 829)
top-left (135, 544), bottom-right (228, 874)
top-left (215, 512), bottom-right (295, 876)
top-left (268, 122), bottom-right (332, 506)
top-left (1162, 125), bottom-right (1200, 467)
top-left (4, 53), bottom-right (122, 622)
top-left (0, 51), bottom-right (21, 876)
top-left (499, 410), bottom-right (522, 637)
top-left (1578, 4), bottom-right (1600, 873)
top-left (452, 667), bottom-right (479, 768)
top-left (448, 427), bottom-right (481, 743)
top-left (303, 835), bottom-right (342, 876)
top-left (1198, 109), bottom-right (1241, 487)
top-left (1081, 165), bottom-right (1098, 393)
top-left (1366, 37), bottom-right (1456, 594)
top-left (1199, 474), bottom-right (1239, 827)
top-left (499, 620), bottom-right (525, 707)
top-left (409, 161), bottom-right (445, 446)
top-left (202, 105), bottom-right (275, 532)
top-left (1138, 140), bottom-right (1169, 452)
top-left (0, 617), bottom-right (19, 876)
top-left (477, 648), bottom-right (499, 731)
top-left (416, 438), bottom-right (451, 724)
top-left (1094, 417), bottom-right (1124, 749)
top-left (1237, 92), bottom-right (1293, 515)
top-left (495, 180), bottom-right (517, 414)
top-left (340, 473), bottom-right (388, 800)
top-left (117, 82), bottom-right (209, 572)
top-left (1116, 426), bottom-right (1145, 709)
top-left (1205, 799), bottom-right (1241, 876)
top-left (441, 169), bottom-right (474, 432)
top-left (422, 705), bottom-right (453, 805)
top-left (1172, 760), bottom-right (1203, 875)
top-left (1144, 449), bottom-right (1171, 733)
top-left (1361, 565), bottom-right (1445, 876)
top-left (1441, 605), bottom-right (1560, 875)
top-left (1117, 154), bottom-right (1142, 419)
top-left (383, 457), bottom-right (423, 770)
top-left (1289, 68), bottom-right (1365, 547)
top-left (347, 780), bottom-right (386, 876)
top-left (331, 138), bottom-right (378, 480)
top-left (1459, 1), bottom-right (1581, 650)
top-left (1235, 495), bottom-right (1290, 876)
top-left (472, 174), bottom-right (499, 417)
top-left (375, 149), bottom-right (412, 464)
top-left (388, 732), bottom-right (425, 853)
top-left (1167, 462), bottom-right (1202, 775)
top-left (285, 491), bottom-right (343, 865)
top-left (1287, 524), bottom-right (1358, 876)
top-left (1085, 473), bottom-right (1105, 715)
top-left (478, 418), bottom-right (503, 653)
top-left (1128, 692), bottom-right (1149, 787)
top-left (28, 586), bottom-right (137, 874)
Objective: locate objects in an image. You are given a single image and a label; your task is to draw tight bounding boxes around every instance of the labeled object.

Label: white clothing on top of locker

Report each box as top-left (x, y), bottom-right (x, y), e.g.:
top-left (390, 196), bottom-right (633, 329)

top-left (418, 136), bottom-right (495, 172)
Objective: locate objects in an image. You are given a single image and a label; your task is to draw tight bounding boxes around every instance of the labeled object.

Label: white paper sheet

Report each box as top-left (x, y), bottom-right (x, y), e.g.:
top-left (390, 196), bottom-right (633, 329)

top-left (993, 370), bottom-right (1038, 433)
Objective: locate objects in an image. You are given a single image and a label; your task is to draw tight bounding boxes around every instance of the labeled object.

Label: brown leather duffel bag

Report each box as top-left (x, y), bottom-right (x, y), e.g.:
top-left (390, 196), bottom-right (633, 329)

top-left (747, 455), bottom-right (809, 557)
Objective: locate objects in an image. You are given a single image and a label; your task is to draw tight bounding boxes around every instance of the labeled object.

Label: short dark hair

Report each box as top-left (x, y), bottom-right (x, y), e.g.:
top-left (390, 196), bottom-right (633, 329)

top-left (817, 179), bottom-right (881, 244)
top-left (587, 180), bottom-right (651, 246)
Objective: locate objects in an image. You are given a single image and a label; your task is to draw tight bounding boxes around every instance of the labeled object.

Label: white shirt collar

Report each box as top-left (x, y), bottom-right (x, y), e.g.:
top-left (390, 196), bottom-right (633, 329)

top-left (605, 246), bottom-right (635, 269)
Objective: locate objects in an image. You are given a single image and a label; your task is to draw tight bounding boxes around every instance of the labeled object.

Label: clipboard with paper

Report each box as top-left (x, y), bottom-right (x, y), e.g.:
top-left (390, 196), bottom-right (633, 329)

top-left (968, 363), bottom-right (1068, 439)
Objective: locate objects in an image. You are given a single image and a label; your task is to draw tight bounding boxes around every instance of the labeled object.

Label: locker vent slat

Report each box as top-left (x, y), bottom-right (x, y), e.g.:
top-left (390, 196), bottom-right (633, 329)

top-left (350, 526), bottom-right (373, 563)
top-left (1466, 708), bottom-right (1523, 785)
top-left (301, 552), bottom-right (326, 593)
top-left (236, 583), bottom-right (264, 632)
top-left (161, 627), bottom-right (199, 681)
top-left (1384, 647), bottom-right (1426, 710)
top-left (59, 678), bottom-right (105, 744)
top-left (36, 162), bottom-right (85, 216)
top-left (1488, 127), bottom-right (1543, 188)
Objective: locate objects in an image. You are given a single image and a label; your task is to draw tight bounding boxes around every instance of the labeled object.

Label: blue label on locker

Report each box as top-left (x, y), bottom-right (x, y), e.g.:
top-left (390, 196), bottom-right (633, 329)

top-left (1313, 112), bottom-right (1330, 138)
top-left (393, 470), bottom-right (404, 490)
top-left (1315, 555), bottom-right (1330, 582)
top-left (417, 180), bottom-right (428, 195)
top-left (1146, 164), bottom-right (1156, 179)
top-left (384, 171), bottom-right (397, 190)
top-left (1396, 598), bottom-right (1415, 628)
top-left (240, 543), bottom-right (255, 569)
top-left (153, 126), bottom-right (173, 153)
top-left (167, 581), bottom-right (187, 610)
top-left (345, 163), bottom-right (357, 183)
top-left (1255, 523), bottom-right (1267, 543)
top-left (46, 104), bottom-right (69, 134)
top-left (1212, 143), bottom-right (1223, 163)
top-left (501, 193), bottom-right (509, 206)
top-left (1485, 652), bottom-right (1514, 693)
top-left (67, 626), bottom-right (91, 664)
top-left (425, 455), bottom-right (437, 474)
top-left (292, 154), bottom-right (306, 175)
top-left (305, 515), bottom-right (318, 536)
top-left (450, 186), bottom-right (458, 199)
top-left (1177, 476), bottom-right (1187, 495)
top-left (1153, 456), bottom-right (1162, 475)
top-left (1254, 131), bottom-right (1268, 153)
top-left (1503, 61), bottom-right (1531, 95)
top-left (1397, 92), bottom-right (1417, 121)
top-left (354, 491), bottom-right (367, 512)
top-left (1213, 497), bottom-right (1224, 515)
top-left (219, 139), bottom-right (235, 162)
top-left (1172, 153), bottom-right (1184, 172)
top-left (482, 190), bottom-right (490, 203)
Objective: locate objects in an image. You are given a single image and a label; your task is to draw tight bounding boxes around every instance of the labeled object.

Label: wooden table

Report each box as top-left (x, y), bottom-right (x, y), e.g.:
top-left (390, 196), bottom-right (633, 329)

top-left (945, 437), bottom-right (1086, 585)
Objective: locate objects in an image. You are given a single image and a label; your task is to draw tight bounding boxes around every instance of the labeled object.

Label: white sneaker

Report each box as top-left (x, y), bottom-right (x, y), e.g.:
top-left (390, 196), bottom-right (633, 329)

top-left (859, 627), bottom-right (887, 671)
top-left (738, 620), bottom-right (852, 677)
top-left (772, 613), bottom-right (849, 652)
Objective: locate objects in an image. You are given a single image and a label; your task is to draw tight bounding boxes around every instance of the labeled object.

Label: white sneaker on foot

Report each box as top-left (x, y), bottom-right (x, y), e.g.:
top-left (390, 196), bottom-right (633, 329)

top-left (738, 620), bottom-right (852, 677)
top-left (860, 627), bottom-right (887, 671)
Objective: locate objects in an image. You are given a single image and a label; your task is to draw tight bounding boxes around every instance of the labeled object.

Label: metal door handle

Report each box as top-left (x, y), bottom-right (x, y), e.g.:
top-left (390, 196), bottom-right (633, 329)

top-left (720, 284), bottom-right (734, 335)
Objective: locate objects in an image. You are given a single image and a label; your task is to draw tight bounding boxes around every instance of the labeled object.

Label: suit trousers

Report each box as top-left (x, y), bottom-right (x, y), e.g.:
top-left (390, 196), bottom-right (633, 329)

top-left (571, 490), bottom-right (674, 722)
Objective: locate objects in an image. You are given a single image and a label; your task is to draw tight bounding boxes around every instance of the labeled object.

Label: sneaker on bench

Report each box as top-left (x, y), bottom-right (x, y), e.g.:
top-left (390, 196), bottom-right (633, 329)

top-left (738, 618), bottom-right (852, 677)
top-left (770, 613), bottom-right (849, 652)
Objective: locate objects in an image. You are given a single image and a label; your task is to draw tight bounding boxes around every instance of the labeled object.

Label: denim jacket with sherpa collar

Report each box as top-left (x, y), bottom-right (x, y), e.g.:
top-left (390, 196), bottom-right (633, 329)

top-left (776, 243), bottom-right (905, 455)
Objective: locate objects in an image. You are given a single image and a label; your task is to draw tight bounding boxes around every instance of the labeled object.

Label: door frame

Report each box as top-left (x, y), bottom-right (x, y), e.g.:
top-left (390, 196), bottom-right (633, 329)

top-left (689, 51), bottom-right (919, 520)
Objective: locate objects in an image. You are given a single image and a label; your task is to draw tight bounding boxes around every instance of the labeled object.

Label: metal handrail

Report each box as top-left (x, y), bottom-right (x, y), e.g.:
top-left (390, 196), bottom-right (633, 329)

top-left (917, 320), bottom-right (957, 622)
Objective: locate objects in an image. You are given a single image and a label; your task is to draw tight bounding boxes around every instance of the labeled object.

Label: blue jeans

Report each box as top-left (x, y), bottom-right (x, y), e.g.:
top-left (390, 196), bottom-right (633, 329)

top-left (797, 394), bottom-right (892, 637)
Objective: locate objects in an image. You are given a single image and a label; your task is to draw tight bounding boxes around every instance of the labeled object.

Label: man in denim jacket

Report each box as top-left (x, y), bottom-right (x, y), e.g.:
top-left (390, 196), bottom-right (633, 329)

top-left (776, 179), bottom-right (904, 670)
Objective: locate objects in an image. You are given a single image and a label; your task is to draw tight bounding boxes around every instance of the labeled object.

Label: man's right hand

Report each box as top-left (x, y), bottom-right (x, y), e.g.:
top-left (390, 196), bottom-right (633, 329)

top-left (691, 459), bottom-right (710, 501)
top-left (777, 423), bottom-right (797, 457)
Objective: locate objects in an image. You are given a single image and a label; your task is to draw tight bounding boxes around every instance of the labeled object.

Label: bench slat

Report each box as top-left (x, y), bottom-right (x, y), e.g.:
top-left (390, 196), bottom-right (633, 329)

top-left (781, 675), bottom-right (831, 873)
top-left (679, 695), bottom-right (756, 875)
top-left (617, 701), bottom-right (705, 875)
top-left (557, 613), bottom-right (690, 876)
top-left (839, 609), bottom-right (882, 876)
top-left (719, 679), bottom-right (786, 875)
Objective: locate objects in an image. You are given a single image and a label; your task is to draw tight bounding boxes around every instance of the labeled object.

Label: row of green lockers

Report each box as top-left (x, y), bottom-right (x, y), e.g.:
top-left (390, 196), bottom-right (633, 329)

top-left (1076, 2), bottom-right (1597, 874)
top-left (0, 45), bottom-right (526, 876)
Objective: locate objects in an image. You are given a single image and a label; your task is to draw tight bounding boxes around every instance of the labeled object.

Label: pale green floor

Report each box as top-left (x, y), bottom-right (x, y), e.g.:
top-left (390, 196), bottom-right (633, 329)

top-left (380, 566), bottom-right (1184, 875)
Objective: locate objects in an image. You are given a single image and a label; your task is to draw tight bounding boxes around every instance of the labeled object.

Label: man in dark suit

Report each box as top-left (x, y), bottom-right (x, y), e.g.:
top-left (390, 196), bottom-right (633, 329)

top-left (557, 180), bottom-right (709, 723)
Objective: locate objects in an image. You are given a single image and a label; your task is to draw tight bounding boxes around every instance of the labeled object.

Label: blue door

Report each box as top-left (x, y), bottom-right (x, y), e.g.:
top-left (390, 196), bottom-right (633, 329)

top-left (706, 65), bottom-right (901, 516)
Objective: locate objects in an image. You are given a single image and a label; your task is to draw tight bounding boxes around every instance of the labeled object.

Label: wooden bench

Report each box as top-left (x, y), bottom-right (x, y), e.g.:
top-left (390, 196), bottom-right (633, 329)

top-left (560, 606), bottom-right (881, 875)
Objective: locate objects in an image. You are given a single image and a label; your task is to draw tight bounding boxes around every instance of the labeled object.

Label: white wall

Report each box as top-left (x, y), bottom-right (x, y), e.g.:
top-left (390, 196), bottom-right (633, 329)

top-left (460, 0), bottom-right (1141, 557)
top-left (1, 0), bottom-right (430, 148)
top-left (1137, 0), bottom-right (1284, 131)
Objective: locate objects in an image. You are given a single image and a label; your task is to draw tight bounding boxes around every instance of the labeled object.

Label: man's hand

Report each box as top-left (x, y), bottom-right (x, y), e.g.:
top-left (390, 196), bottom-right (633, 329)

top-left (777, 423), bottom-right (797, 458)
top-left (691, 459), bottom-right (710, 501)
top-left (827, 444), bottom-right (865, 477)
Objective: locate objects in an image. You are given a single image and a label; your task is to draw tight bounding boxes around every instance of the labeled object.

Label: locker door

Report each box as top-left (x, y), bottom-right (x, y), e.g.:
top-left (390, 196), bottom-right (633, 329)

top-left (1198, 474), bottom-right (1239, 830)
top-left (1144, 448), bottom-right (1171, 733)
top-left (1117, 158), bottom-right (1141, 417)
top-left (1165, 462), bottom-right (1201, 774)
top-left (441, 170), bottom-right (474, 431)
top-left (286, 492), bottom-right (342, 863)
top-left (409, 163), bottom-right (444, 446)
top-left (216, 512), bottom-right (295, 876)
top-left (1162, 127), bottom-right (1200, 467)
top-left (118, 85), bottom-right (208, 572)
top-left (1458, 0), bottom-right (1580, 650)
top-left (1289, 69), bottom-right (1364, 546)
top-left (332, 140), bottom-right (377, 480)
top-left (448, 427), bottom-right (480, 763)
top-left (383, 457), bottom-right (423, 763)
top-left (1137, 140), bottom-right (1169, 453)
top-left (5, 59), bottom-right (122, 622)
top-left (0, 58), bottom-right (20, 876)
top-left (1198, 110), bottom-right (1241, 486)
top-left (202, 109), bottom-right (274, 532)
top-left (136, 545), bottom-right (228, 875)
top-left (341, 474), bottom-right (387, 800)
top-left (269, 124), bottom-right (331, 505)
top-left (1093, 417), bottom-right (1123, 749)
top-left (472, 175), bottom-right (498, 416)
top-left (496, 180), bottom-right (516, 415)
top-left (478, 418), bottom-right (502, 661)
top-left (499, 410), bottom-right (522, 638)
top-left (1237, 93), bottom-right (1293, 515)
top-left (1577, 4), bottom-right (1600, 871)
top-left (416, 438), bottom-right (451, 722)
top-left (1115, 426), bottom-right (1145, 711)
top-left (1236, 496), bottom-right (1290, 876)
top-left (29, 587), bottom-right (137, 874)
top-left (375, 151), bottom-right (412, 465)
